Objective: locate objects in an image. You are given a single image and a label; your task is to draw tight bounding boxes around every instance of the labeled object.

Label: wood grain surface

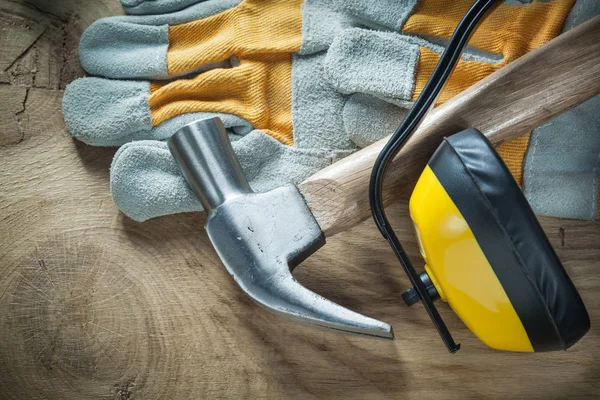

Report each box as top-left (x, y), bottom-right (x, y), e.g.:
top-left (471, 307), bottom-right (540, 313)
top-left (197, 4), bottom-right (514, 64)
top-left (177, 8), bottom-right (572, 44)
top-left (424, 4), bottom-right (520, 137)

top-left (0, 1), bottom-right (598, 399)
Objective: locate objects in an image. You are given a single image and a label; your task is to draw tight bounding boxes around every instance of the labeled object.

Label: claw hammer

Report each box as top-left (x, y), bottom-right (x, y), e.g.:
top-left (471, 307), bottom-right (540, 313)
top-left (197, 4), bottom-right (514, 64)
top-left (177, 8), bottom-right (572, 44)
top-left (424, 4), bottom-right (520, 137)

top-left (168, 17), bottom-right (600, 339)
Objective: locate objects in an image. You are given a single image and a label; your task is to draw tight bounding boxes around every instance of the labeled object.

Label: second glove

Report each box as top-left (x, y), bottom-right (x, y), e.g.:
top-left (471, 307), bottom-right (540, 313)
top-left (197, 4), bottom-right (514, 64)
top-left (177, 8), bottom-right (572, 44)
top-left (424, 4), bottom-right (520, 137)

top-left (63, 0), bottom-right (574, 221)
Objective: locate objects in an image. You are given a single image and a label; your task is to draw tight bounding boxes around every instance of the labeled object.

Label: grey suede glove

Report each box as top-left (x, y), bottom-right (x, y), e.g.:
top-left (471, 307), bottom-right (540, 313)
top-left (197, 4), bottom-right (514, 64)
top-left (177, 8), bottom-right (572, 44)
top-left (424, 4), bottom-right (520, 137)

top-left (63, 0), bottom-right (597, 222)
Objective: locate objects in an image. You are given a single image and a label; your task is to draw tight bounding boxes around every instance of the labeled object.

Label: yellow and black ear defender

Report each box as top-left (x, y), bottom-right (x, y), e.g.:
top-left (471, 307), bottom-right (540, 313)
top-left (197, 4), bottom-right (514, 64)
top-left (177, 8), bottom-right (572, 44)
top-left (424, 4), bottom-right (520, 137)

top-left (406, 129), bottom-right (590, 352)
top-left (369, 0), bottom-right (590, 352)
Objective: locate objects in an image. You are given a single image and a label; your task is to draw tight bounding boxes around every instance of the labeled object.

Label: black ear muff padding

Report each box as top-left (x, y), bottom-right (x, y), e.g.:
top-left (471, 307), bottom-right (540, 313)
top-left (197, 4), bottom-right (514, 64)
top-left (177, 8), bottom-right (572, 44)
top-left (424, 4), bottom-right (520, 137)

top-left (427, 129), bottom-right (590, 351)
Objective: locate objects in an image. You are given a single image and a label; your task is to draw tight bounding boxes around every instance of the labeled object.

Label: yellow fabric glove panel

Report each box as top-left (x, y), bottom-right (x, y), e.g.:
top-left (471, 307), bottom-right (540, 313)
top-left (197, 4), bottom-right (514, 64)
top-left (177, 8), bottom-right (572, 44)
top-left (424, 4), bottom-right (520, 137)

top-left (150, 0), bottom-right (302, 145)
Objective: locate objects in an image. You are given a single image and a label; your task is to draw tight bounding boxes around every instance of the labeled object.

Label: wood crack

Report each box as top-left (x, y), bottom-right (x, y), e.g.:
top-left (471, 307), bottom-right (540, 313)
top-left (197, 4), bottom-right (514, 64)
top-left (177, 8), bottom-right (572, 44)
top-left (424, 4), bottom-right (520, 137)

top-left (1, 1), bottom-right (83, 90)
top-left (14, 86), bottom-right (30, 145)
top-left (2, 25), bottom-right (46, 74)
top-left (58, 19), bottom-right (70, 89)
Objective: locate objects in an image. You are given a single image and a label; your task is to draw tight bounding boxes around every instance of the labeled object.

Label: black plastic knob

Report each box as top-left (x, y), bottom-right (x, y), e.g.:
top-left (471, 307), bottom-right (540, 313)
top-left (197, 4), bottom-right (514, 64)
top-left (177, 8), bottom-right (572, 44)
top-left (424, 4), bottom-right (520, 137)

top-left (401, 271), bottom-right (439, 306)
top-left (401, 287), bottom-right (420, 306)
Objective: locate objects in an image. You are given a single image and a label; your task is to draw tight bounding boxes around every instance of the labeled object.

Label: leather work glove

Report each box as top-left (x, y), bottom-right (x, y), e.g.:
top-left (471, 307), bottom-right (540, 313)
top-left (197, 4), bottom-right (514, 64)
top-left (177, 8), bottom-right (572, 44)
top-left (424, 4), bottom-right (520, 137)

top-left (515, 2), bottom-right (600, 221)
top-left (63, 0), bottom-right (580, 222)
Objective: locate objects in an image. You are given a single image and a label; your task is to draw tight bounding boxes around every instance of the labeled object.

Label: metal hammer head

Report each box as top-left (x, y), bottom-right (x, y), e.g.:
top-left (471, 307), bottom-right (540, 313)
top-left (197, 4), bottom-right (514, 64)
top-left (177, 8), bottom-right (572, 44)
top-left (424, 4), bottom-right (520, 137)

top-left (168, 117), bottom-right (393, 339)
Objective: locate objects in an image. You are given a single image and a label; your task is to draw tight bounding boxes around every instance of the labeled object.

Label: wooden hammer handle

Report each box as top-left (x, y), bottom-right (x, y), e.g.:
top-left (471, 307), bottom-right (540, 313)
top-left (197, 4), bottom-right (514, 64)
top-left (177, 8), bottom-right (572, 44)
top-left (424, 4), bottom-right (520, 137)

top-left (298, 15), bottom-right (600, 238)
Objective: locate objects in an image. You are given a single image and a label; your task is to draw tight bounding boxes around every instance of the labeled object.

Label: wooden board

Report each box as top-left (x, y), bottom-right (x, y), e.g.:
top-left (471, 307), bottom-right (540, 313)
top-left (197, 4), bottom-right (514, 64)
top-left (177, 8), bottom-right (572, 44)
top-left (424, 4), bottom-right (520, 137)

top-left (0, 1), bottom-right (598, 399)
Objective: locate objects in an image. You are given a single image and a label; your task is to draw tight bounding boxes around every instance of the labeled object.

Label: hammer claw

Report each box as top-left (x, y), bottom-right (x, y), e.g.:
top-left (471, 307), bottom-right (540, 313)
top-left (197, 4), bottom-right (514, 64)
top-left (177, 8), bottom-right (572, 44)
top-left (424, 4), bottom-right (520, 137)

top-left (249, 275), bottom-right (394, 339)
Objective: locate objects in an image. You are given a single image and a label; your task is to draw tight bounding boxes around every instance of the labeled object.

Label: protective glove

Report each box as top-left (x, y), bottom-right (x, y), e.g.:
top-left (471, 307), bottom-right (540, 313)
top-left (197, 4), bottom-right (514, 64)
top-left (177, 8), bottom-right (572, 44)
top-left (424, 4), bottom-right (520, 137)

top-left (519, 1), bottom-right (600, 221)
top-left (63, 0), bottom-right (575, 222)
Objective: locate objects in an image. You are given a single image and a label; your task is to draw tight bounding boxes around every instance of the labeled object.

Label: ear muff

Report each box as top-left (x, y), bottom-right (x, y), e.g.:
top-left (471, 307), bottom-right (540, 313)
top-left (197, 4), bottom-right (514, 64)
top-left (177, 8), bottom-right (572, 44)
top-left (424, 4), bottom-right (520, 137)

top-left (409, 129), bottom-right (590, 352)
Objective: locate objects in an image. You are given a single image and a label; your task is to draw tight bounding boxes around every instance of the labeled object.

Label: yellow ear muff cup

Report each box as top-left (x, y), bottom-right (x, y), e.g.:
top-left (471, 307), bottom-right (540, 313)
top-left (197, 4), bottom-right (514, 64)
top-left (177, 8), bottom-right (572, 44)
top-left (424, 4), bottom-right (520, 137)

top-left (410, 129), bottom-right (590, 352)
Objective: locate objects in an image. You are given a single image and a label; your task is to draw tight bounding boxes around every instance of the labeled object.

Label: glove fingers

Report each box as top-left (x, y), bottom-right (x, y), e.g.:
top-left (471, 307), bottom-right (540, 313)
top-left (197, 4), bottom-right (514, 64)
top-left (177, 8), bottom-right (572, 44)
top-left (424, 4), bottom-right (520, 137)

top-left (324, 29), bottom-right (420, 103)
top-left (324, 28), bottom-right (499, 106)
top-left (63, 77), bottom-right (252, 146)
top-left (64, 78), bottom-right (153, 146)
top-left (111, 140), bottom-right (201, 221)
top-left (111, 132), bottom-right (352, 221)
top-left (122, 0), bottom-right (214, 15)
top-left (324, 29), bottom-right (499, 148)
top-left (79, 0), bottom-right (241, 79)
top-left (81, 0), bottom-right (302, 80)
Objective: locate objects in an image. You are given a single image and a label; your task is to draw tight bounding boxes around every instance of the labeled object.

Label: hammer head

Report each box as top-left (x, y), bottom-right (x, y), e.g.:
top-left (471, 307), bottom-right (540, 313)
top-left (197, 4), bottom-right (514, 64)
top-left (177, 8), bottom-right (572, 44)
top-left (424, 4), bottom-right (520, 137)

top-left (168, 117), bottom-right (393, 339)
